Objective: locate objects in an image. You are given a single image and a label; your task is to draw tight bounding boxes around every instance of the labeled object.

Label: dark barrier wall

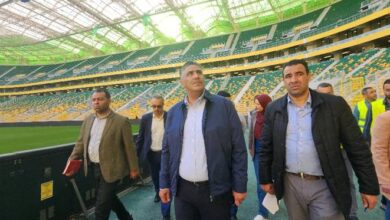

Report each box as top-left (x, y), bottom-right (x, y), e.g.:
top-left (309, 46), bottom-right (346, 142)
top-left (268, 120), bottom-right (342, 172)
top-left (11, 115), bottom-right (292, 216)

top-left (0, 137), bottom-right (148, 220)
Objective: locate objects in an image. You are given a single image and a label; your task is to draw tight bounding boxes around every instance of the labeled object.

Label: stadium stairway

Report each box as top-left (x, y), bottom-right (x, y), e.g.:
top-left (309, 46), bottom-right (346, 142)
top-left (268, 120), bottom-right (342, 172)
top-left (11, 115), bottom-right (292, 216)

top-left (233, 75), bottom-right (256, 104)
top-left (219, 75), bottom-right (231, 91)
top-left (163, 83), bottom-right (181, 100)
top-left (205, 80), bottom-right (213, 90)
top-left (352, 48), bottom-right (390, 78)
top-left (116, 87), bottom-right (153, 114)
top-left (346, 49), bottom-right (385, 78)
top-left (378, 0), bottom-right (390, 10)
top-left (311, 60), bottom-right (339, 83)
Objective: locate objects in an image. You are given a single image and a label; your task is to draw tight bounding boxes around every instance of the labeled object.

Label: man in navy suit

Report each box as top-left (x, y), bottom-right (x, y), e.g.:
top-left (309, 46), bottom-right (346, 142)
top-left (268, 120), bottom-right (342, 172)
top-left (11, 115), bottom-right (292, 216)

top-left (136, 95), bottom-right (170, 220)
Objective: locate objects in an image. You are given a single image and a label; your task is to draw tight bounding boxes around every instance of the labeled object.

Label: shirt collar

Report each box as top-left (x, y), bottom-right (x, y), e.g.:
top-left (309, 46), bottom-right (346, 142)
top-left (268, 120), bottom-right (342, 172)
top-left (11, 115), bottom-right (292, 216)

top-left (95, 110), bottom-right (112, 119)
top-left (153, 112), bottom-right (164, 119)
top-left (287, 93), bottom-right (312, 108)
top-left (184, 90), bottom-right (205, 107)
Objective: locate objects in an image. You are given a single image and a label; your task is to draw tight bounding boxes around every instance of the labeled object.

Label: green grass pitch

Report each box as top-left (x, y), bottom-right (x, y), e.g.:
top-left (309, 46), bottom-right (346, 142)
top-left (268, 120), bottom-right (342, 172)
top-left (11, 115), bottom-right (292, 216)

top-left (0, 125), bottom-right (139, 155)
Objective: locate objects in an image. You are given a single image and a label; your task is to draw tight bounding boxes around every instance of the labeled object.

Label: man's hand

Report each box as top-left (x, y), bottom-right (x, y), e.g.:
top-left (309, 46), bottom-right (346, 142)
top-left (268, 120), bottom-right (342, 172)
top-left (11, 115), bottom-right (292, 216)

top-left (64, 171), bottom-right (75, 177)
top-left (130, 170), bottom-right (138, 179)
top-left (361, 193), bottom-right (377, 209)
top-left (233, 191), bottom-right (247, 206)
top-left (261, 183), bottom-right (275, 194)
top-left (159, 188), bottom-right (170, 203)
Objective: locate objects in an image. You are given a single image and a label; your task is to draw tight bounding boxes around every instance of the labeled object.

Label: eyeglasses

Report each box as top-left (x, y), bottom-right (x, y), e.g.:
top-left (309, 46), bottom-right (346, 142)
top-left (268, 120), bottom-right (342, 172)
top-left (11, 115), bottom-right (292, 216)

top-left (151, 105), bottom-right (163, 109)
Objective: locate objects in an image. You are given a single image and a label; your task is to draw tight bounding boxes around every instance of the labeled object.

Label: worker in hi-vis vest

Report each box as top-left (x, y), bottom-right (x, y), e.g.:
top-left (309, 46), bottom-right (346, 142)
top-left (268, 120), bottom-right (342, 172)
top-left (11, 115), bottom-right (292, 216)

top-left (353, 86), bottom-right (385, 145)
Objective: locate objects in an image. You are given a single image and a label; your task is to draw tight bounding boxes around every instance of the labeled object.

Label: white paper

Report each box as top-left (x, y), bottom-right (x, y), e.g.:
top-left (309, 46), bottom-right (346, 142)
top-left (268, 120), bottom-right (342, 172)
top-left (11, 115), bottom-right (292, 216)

top-left (262, 193), bottom-right (279, 214)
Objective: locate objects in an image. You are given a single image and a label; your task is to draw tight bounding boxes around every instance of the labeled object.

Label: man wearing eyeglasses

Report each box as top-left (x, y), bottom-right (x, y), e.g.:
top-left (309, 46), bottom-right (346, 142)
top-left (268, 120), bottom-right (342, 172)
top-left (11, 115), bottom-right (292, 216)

top-left (136, 95), bottom-right (171, 220)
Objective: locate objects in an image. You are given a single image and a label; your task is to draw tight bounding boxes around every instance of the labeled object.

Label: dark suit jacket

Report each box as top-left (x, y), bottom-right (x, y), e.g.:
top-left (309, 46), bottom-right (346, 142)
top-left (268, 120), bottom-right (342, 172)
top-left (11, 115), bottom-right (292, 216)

top-left (260, 89), bottom-right (379, 218)
top-left (136, 111), bottom-right (167, 162)
top-left (69, 111), bottom-right (139, 183)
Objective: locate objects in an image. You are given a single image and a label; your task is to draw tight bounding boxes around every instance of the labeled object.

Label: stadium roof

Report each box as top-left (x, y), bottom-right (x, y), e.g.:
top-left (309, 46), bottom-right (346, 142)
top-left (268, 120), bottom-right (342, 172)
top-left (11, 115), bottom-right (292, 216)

top-left (0, 0), bottom-right (335, 64)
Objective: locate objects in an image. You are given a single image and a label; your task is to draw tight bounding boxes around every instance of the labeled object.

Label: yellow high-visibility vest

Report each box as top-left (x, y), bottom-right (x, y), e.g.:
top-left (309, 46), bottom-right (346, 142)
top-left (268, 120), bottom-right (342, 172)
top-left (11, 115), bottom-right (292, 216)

top-left (356, 100), bottom-right (367, 132)
top-left (372, 98), bottom-right (386, 129)
top-left (356, 99), bottom-right (385, 132)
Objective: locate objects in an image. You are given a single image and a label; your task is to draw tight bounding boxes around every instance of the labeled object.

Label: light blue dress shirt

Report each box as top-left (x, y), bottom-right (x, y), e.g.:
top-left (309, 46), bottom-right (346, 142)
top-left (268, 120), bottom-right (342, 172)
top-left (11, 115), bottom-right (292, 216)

top-left (285, 95), bottom-right (324, 176)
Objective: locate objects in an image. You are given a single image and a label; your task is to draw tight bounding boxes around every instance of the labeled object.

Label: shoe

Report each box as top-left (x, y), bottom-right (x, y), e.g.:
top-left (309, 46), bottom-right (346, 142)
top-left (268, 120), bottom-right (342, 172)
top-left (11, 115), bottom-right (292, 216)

top-left (230, 215), bottom-right (238, 220)
top-left (162, 216), bottom-right (170, 220)
top-left (154, 193), bottom-right (161, 203)
top-left (349, 216), bottom-right (358, 220)
top-left (254, 215), bottom-right (268, 220)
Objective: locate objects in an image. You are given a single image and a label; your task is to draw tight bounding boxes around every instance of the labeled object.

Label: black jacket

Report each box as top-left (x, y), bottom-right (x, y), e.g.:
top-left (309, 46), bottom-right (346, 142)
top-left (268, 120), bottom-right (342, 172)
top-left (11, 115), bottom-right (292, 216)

top-left (259, 89), bottom-right (379, 218)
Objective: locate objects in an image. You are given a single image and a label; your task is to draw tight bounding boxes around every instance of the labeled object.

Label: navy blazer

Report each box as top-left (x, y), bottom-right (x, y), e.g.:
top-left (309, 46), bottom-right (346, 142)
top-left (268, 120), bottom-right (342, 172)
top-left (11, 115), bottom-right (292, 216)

top-left (160, 91), bottom-right (248, 197)
top-left (136, 111), bottom-right (167, 162)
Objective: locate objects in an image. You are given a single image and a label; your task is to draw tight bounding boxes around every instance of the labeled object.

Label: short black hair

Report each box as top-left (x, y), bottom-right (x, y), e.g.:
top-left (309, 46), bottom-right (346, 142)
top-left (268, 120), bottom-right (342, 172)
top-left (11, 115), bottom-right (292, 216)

top-left (383, 79), bottom-right (390, 88)
top-left (317, 82), bottom-right (333, 89)
top-left (282, 59), bottom-right (310, 76)
top-left (362, 87), bottom-right (373, 95)
top-left (217, 90), bottom-right (231, 98)
top-left (93, 88), bottom-right (111, 99)
top-left (180, 61), bottom-right (202, 77)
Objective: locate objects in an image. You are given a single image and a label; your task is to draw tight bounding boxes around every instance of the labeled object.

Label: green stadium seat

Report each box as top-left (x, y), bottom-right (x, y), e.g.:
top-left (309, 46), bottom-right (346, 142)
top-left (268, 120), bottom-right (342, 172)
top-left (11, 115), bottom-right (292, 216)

top-left (353, 48), bottom-right (390, 77)
top-left (3, 65), bottom-right (42, 85)
top-left (319, 49), bottom-right (379, 80)
top-left (233, 26), bottom-right (272, 54)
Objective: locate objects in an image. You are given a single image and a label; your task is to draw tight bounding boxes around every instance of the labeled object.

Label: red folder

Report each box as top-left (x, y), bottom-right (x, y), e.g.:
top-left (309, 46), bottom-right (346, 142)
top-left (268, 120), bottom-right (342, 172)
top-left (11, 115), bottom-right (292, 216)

top-left (63, 160), bottom-right (82, 175)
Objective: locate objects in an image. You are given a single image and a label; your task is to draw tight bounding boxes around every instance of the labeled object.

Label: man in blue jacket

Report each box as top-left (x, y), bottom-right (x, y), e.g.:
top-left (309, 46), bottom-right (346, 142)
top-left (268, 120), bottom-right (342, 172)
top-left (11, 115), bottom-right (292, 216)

top-left (159, 61), bottom-right (248, 220)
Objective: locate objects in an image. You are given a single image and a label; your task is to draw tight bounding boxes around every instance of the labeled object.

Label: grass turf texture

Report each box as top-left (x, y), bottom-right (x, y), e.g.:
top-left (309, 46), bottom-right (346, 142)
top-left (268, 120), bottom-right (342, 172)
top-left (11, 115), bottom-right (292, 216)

top-left (0, 125), bottom-right (139, 155)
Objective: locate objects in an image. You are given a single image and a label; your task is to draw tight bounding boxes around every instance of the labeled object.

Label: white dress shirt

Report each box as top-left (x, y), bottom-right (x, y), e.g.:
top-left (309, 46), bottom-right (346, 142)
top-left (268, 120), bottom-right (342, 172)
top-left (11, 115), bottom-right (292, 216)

top-left (150, 114), bottom-right (164, 152)
top-left (179, 95), bottom-right (208, 182)
top-left (88, 116), bottom-right (107, 163)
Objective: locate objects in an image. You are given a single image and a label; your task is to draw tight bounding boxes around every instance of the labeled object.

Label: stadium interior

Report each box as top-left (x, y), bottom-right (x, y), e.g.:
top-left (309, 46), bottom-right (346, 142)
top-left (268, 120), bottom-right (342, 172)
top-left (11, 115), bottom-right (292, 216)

top-left (0, 0), bottom-right (389, 123)
top-left (0, 0), bottom-right (389, 219)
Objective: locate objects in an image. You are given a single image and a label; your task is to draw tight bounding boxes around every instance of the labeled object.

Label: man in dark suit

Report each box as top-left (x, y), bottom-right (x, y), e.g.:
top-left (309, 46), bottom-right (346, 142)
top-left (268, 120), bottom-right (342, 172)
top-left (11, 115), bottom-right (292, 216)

top-left (65, 88), bottom-right (139, 220)
top-left (136, 95), bottom-right (171, 220)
